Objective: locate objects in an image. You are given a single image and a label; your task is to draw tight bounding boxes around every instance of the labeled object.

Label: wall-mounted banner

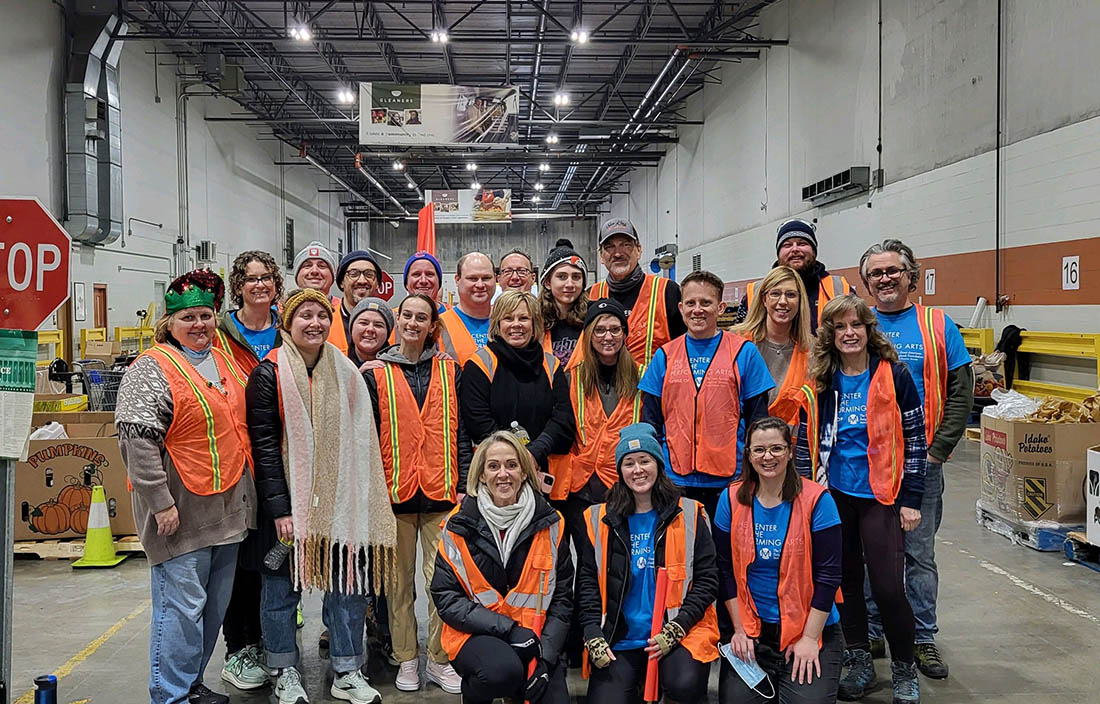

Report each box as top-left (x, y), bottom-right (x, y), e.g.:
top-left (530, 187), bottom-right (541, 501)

top-left (425, 189), bottom-right (512, 223)
top-left (360, 83), bottom-right (520, 145)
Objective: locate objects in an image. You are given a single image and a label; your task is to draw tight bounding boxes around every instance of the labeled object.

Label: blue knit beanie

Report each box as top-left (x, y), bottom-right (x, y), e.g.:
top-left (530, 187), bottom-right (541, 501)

top-left (776, 218), bottom-right (818, 254)
top-left (403, 251), bottom-right (443, 288)
top-left (615, 422), bottom-right (665, 474)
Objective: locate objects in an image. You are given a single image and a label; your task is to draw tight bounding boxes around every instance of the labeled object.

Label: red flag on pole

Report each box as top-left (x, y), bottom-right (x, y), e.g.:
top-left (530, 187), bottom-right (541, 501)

top-left (417, 202), bottom-right (436, 255)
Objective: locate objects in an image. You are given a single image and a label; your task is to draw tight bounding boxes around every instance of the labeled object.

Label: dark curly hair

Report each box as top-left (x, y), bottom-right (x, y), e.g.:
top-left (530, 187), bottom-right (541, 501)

top-left (229, 250), bottom-right (284, 309)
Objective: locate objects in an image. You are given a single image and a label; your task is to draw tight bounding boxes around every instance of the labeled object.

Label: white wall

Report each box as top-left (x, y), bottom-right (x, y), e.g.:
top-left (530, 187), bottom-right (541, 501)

top-left (1, 1), bottom-right (343, 339)
top-left (609, 0), bottom-right (1100, 333)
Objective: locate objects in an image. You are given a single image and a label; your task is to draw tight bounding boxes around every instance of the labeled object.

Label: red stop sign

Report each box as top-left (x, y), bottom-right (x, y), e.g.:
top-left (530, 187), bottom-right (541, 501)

top-left (377, 270), bottom-right (395, 301)
top-left (0, 198), bottom-right (72, 330)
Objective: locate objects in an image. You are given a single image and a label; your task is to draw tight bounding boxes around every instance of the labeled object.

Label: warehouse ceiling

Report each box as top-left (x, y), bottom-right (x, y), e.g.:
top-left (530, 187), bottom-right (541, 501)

top-left (115, 0), bottom-right (783, 218)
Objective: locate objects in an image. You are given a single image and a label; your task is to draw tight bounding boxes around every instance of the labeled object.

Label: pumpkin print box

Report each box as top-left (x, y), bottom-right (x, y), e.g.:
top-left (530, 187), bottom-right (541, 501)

top-left (14, 429), bottom-right (135, 541)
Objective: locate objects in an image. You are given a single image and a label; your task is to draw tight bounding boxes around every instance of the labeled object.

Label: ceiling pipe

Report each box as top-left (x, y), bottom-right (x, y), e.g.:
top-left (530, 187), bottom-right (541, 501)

top-left (303, 154), bottom-right (384, 215)
top-left (356, 154), bottom-right (413, 216)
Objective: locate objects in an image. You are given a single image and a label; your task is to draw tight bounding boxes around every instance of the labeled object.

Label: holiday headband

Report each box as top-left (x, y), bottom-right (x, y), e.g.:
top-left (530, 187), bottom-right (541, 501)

top-left (165, 269), bottom-right (225, 314)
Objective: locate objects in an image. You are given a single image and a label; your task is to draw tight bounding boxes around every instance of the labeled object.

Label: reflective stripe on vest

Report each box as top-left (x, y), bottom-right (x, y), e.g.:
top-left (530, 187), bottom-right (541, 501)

top-left (730, 478), bottom-right (830, 651)
top-left (666, 499), bottom-right (698, 621)
top-left (867, 362), bottom-right (905, 504)
top-left (660, 332), bottom-right (746, 477)
top-left (755, 337), bottom-right (808, 426)
top-left (590, 276), bottom-right (670, 366)
top-left (570, 366), bottom-right (643, 490)
top-left (213, 328), bottom-right (260, 377)
top-left (438, 512), bottom-right (563, 659)
top-left (799, 384), bottom-right (824, 484)
top-left (375, 359), bottom-right (459, 503)
top-left (471, 347), bottom-right (558, 384)
top-left (585, 505), bottom-right (609, 627)
top-left (915, 304), bottom-right (948, 445)
top-left (144, 344), bottom-right (250, 495)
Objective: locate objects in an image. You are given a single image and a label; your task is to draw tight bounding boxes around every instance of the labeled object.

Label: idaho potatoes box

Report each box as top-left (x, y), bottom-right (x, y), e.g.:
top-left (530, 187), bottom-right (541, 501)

top-left (1087, 446), bottom-right (1100, 547)
top-left (980, 415), bottom-right (1094, 524)
top-left (13, 428), bottom-right (135, 541)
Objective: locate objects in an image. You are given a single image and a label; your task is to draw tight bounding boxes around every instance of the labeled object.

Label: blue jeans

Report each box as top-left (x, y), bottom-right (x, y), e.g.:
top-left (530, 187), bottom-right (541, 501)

top-left (149, 543), bottom-right (239, 704)
top-left (261, 574), bottom-right (368, 673)
top-left (868, 461), bottom-right (944, 644)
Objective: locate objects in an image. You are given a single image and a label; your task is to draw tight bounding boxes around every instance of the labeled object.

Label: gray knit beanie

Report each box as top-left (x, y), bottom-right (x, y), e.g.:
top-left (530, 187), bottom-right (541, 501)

top-left (349, 296), bottom-right (395, 337)
top-left (292, 241), bottom-right (338, 279)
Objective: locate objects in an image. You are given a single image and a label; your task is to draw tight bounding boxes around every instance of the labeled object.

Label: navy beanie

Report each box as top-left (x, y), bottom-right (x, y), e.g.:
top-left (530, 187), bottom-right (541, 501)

top-left (403, 251), bottom-right (443, 288)
top-left (615, 422), bottom-right (665, 475)
top-left (776, 218), bottom-right (818, 254)
top-left (336, 250), bottom-right (382, 290)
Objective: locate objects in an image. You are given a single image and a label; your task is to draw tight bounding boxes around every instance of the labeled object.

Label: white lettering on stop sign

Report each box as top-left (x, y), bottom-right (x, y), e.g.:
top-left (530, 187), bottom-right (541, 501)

top-left (0, 242), bottom-right (62, 291)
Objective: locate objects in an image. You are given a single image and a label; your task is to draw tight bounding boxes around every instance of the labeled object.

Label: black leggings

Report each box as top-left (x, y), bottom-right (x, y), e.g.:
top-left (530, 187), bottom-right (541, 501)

top-left (831, 490), bottom-right (914, 663)
top-left (222, 564), bottom-right (262, 654)
top-left (586, 645), bottom-right (711, 704)
top-left (451, 635), bottom-right (569, 704)
top-left (718, 623), bottom-right (843, 704)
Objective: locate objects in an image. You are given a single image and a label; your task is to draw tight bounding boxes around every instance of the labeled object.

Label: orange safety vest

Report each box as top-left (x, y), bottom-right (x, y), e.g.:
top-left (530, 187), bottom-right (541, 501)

top-left (439, 308), bottom-right (482, 365)
top-left (866, 361), bottom-right (905, 504)
top-left (469, 347), bottom-right (572, 500)
top-left (142, 344), bottom-right (251, 495)
top-left (589, 274), bottom-right (671, 366)
top-left (748, 335), bottom-right (809, 427)
top-left (327, 296), bottom-right (349, 354)
top-left (661, 332), bottom-right (746, 478)
top-left (374, 359), bottom-right (460, 504)
top-left (584, 499), bottom-right (719, 663)
top-left (797, 384), bottom-right (823, 484)
top-left (914, 305), bottom-right (948, 445)
top-left (729, 478), bottom-right (839, 651)
top-left (542, 329), bottom-right (583, 371)
top-left (569, 366), bottom-right (642, 491)
top-left (747, 275), bottom-right (851, 324)
top-left (438, 510), bottom-right (564, 659)
top-left (213, 328), bottom-right (261, 376)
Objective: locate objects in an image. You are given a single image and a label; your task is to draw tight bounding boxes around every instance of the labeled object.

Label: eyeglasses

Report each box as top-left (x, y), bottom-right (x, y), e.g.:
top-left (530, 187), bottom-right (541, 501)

top-left (592, 325), bottom-right (624, 337)
top-left (765, 290), bottom-right (799, 302)
top-left (243, 275), bottom-right (274, 285)
top-left (867, 267), bottom-right (906, 281)
top-left (499, 267), bottom-right (532, 278)
top-left (749, 444), bottom-right (789, 458)
top-left (345, 269), bottom-right (378, 283)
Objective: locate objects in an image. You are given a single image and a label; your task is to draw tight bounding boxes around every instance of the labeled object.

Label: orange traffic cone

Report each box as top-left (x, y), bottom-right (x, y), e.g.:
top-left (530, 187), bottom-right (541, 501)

top-left (72, 485), bottom-right (128, 568)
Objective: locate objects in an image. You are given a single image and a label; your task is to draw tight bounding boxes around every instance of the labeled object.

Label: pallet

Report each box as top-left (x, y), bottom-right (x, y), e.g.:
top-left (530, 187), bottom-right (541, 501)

top-left (1063, 532), bottom-right (1100, 574)
top-left (975, 503), bottom-right (1082, 552)
top-left (14, 535), bottom-right (144, 560)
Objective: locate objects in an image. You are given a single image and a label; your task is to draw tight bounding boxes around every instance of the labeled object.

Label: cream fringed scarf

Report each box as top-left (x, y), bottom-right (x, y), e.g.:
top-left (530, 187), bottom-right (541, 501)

top-left (277, 338), bottom-right (397, 594)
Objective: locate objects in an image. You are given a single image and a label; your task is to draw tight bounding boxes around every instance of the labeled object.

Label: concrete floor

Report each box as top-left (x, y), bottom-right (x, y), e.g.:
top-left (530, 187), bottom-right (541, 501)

top-left (11, 439), bottom-right (1100, 703)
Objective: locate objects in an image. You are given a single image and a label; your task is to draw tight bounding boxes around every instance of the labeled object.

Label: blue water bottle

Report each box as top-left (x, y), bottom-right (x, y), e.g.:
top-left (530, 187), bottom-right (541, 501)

top-left (34, 675), bottom-right (57, 704)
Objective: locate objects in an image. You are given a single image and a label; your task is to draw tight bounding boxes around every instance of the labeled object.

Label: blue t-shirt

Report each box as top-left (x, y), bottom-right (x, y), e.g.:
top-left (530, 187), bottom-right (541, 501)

top-left (831, 369), bottom-right (875, 498)
top-left (875, 306), bottom-right (969, 405)
top-left (616, 509), bottom-right (658, 651)
top-left (714, 488), bottom-right (841, 626)
top-left (639, 334), bottom-right (776, 488)
top-left (453, 307), bottom-right (491, 348)
top-left (231, 309), bottom-right (278, 360)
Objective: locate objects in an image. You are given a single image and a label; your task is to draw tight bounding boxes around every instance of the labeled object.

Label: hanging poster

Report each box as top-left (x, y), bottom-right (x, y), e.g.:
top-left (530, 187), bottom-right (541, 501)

top-left (360, 83), bottom-right (520, 145)
top-left (425, 189), bottom-right (512, 223)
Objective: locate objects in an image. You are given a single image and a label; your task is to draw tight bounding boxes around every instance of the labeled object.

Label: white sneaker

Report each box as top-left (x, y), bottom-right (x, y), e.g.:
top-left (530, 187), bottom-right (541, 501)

top-left (425, 660), bottom-right (462, 695)
top-left (274, 667), bottom-right (309, 704)
top-left (394, 659), bottom-right (420, 691)
top-left (331, 670), bottom-right (382, 704)
top-left (221, 647), bottom-right (268, 690)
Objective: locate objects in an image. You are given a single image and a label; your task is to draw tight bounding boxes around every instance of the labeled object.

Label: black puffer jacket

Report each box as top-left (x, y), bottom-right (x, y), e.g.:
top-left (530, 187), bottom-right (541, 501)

top-left (430, 493), bottom-right (574, 665)
top-left (244, 358), bottom-right (292, 575)
top-left (575, 497), bottom-right (718, 645)
top-left (363, 345), bottom-right (472, 514)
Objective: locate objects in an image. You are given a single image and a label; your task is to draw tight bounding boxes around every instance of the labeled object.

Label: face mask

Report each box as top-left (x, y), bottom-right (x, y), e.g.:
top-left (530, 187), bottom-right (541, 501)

top-left (719, 642), bottom-right (775, 699)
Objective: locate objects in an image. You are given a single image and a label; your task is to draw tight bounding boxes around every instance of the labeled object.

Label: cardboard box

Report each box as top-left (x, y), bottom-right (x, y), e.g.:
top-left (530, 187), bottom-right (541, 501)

top-left (14, 423), bottom-right (134, 541)
top-left (1087, 446), bottom-right (1100, 546)
top-left (82, 340), bottom-right (122, 366)
top-left (980, 415), bottom-right (1095, 524)
top-left (32, 394), bottom-right (89, 413)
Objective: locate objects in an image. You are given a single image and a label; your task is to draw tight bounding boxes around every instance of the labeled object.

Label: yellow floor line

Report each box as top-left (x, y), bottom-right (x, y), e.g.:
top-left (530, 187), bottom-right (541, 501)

top-left (15, 599), bottom-right (151, 704)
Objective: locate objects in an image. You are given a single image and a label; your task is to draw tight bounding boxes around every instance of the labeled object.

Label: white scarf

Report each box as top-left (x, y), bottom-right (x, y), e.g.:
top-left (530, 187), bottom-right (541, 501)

top-left (478, 483), bottom-right (537, 565)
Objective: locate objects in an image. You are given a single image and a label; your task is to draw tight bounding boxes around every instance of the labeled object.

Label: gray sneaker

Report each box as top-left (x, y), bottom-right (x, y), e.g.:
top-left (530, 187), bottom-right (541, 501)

top-left (221, 647), bottom-right (269, 690)
top-left (891, 660), bottom-right (920, 704)
top-left (274, 667), bottom-right (309, 704)
top-left (331, 670), bottom-right (382, 704)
